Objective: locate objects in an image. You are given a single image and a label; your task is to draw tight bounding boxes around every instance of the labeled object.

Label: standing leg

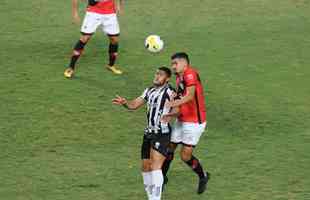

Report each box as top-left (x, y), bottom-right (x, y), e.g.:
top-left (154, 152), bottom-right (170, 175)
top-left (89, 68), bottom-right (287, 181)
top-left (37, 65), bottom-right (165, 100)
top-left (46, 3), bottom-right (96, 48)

top-left (64, 11), bottom-right (100, 78)
top-left (141, 135), bottom-right (153, 199)
top-left (142, 159), bottom-right (152, 200)
top-left (180, 144), bottom-right (210, 194)
top-left (64, 34), bottom-right (92, 78)
top-left (105, 35), bottom-right (122, 74)
top-left (108, 35), bottom-right (119, 67)
top-left (161, 142), bottom-right (178, 184)
top-left (149, 148), bottom-right (166, 200)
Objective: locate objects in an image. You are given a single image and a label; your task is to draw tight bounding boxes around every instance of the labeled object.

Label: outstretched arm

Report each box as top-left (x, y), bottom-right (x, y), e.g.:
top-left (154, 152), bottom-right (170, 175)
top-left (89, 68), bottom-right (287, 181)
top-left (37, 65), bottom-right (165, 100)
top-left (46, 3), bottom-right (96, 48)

top-left (112, 95), bottom-right (145, 110)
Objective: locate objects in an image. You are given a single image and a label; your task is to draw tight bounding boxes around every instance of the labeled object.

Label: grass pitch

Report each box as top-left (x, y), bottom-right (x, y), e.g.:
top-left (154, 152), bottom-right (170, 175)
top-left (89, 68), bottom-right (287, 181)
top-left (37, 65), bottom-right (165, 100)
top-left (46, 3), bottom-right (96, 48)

top-left (1, 0), bottom-right (310, 199)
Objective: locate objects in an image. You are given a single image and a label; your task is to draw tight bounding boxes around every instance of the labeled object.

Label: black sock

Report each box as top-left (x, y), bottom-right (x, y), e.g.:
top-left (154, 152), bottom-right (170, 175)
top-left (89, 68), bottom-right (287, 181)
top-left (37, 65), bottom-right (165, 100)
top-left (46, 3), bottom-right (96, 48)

top-left (185, 155), bottom-right (205, 179)
top-left (108, 43), bottom-right (118, 66)
top-left (162, 151), bottom-right (174, 177)
top-left (69, 40), bottom-right (86, 69)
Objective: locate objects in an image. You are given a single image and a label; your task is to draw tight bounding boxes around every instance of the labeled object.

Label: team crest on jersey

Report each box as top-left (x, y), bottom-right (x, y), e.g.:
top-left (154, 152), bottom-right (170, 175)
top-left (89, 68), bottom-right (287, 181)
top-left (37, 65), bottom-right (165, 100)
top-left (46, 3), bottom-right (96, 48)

top-left (186, 74), bottom-right (194, 81)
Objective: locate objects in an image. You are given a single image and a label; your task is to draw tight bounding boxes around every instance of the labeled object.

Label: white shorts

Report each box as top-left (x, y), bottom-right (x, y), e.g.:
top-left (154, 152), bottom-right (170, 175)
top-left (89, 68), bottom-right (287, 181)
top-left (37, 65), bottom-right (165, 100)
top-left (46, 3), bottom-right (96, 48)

top-left (171, 121), bottom-right (206, 146)
top-left (81, 12), bottom-right (120, 35)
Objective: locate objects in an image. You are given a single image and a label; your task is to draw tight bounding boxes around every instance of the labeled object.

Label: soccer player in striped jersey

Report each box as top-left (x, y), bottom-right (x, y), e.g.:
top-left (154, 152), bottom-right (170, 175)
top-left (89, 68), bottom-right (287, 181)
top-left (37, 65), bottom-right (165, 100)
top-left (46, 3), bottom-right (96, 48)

top-left (112, 67), bottom-right (178, 200)
top-left (161, 52), bottom-right (210, 194)
top-left (64, 0), bottom-right (124, 78)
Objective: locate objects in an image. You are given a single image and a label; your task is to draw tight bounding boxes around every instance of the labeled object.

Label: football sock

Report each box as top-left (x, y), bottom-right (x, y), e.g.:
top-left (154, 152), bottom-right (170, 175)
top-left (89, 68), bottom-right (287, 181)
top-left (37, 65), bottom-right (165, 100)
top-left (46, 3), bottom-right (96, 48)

top-left (151, 170), bottom-right (163, 200)
top-left (69, 40), bottom-right (86, 69)
top-left (108, 43), bottom-right (118, 66)
top-left (184, 155), bottom-right (206, 179)
top-left (161, 151), bottom-right (174, 178)
top-left (142, 172), bottom-right (152, 199)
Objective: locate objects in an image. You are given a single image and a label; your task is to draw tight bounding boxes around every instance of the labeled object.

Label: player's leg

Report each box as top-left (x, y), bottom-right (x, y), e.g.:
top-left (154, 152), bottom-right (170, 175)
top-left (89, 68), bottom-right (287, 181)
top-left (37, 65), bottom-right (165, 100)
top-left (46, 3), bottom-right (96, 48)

top-left (108, 35), bottom-right (119, 67)
top-left (180, 122), bottom-right (210, 194)
top-left (149, 148), bottom-right (166, 200)
top-left (102, 14), bottom-right (122, 74)
top-left (64, 34), bottom-right (92, 78)
top-left (161, 142), bottom-right (177, 185)
top-left (64, 12), bottom-right (101, 78)
top-left (141, 135), bottom-right (152, 199)
top-left (148, 133), bottom-right (171, 199)
top-left (161, 120), bottom-right (182, 183)
top-left (180, 144), bottom-right (206, 179)
top-left (180, 144), bottom-right (210, 194)
top-left (142, 159), bottom-right (152, 200)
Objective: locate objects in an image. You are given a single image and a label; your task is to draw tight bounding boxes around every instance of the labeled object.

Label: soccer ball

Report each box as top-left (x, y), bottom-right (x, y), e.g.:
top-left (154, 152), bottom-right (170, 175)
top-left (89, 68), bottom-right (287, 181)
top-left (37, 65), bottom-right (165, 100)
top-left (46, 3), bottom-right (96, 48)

top-left (145, 35), bottom-right (164, 53)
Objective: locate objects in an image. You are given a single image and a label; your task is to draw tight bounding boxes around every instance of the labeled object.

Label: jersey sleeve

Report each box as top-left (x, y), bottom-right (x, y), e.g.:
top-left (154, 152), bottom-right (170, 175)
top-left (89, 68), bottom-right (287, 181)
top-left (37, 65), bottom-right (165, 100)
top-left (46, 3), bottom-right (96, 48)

top-left (140, 88), bottom-right (149, 101)
top-left (184, 71), bottom-right (198, 87)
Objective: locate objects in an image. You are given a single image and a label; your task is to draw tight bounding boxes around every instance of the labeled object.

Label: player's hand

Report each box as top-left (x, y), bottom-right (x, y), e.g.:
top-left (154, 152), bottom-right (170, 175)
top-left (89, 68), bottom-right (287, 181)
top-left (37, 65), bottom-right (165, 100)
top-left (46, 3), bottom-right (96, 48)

top-left (171, 92), bottom-right (178, 99)
top-left (161, 114), bottom-right (172, 123)
top-left (166, 100), bottom-right (176, 108)
top-left (117, 6), bottom-right (123, 15)
top-left (72, 13), bottom-right (81, 25)
top-left (112, 95), bottom-right (127, 105)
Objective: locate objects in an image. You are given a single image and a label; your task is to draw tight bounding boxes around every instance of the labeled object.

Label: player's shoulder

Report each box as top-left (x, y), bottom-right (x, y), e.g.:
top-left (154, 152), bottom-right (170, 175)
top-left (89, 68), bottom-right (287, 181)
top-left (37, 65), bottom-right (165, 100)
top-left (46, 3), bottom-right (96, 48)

top-left (185, 66), bottom-right (202, 79)
top-left (166, 84), bottom-right (176, 92)
top-left (144, 86), bottom-right (156, 94)
top-left (166, 84), bottom-right (177, 97)
top-left (141, 86), bottom-right (155, 100)
top-left (185, 66), bottom-right (199, 75)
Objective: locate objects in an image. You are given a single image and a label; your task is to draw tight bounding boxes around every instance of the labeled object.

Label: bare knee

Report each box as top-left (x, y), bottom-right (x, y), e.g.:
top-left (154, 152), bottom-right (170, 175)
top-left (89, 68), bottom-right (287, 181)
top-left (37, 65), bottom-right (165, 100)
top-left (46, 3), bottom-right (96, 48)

top-left (80, 34), bottom-right (92, 43)
top-left (109, 36), bottom-right (119, 44)
top-left (168, 143), bottom-right (177, 152)
top-left (180, 148), bottom-right (192, 162)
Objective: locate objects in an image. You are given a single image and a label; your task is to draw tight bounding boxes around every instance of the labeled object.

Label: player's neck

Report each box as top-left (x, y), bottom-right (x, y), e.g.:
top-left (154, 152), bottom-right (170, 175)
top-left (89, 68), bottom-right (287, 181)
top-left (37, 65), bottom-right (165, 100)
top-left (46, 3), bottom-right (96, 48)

top-left (179, 65), bottom-right (189, 76)
top-left (154, 83), bottom-right (168, 89)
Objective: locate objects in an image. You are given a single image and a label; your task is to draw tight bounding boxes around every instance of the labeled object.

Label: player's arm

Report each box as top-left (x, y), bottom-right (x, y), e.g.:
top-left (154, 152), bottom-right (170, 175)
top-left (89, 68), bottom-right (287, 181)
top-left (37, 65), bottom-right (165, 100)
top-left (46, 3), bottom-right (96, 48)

top-left (112, 95), bottom-right (145, 110)
top-left (168, 86), bottom-right (195, 108)
top-left (116, 0), bottom-right (124, 14)
top-left (161, 106), bottom-right (180, 123)
top-left (166, 106), bottom-right (180, 117)
top-left (161, 91), bottom-right (180, 123)
top-left (72, 0), bottom-right (81, 24)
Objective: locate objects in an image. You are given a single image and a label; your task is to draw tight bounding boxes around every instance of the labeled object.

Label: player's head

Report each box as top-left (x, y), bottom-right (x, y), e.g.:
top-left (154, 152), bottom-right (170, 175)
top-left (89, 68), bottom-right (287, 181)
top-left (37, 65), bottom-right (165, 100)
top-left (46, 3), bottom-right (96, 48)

top-left (171, 52), bottom-right (190, 75)
top-left (153, 67), bottom-right (171, 86)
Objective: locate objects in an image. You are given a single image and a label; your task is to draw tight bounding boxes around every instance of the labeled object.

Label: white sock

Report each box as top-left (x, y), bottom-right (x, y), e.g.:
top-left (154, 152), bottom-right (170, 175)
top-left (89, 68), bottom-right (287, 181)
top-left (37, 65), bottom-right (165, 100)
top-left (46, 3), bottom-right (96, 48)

top-left (150, 170), bottom-right (164, 200)
top-left (142, 172), bottom-right (152, 199)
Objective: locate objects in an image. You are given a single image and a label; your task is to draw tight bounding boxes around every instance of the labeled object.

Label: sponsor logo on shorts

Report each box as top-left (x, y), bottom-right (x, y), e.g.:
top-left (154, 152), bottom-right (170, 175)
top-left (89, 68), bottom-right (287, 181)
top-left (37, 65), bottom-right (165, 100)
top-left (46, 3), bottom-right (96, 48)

top-left (155, 142), bottom-right (160, 149)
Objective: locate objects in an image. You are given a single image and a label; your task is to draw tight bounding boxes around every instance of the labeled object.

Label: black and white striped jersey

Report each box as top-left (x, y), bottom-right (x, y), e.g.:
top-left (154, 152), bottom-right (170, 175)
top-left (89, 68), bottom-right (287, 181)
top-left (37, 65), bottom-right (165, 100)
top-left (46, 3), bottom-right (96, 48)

top-left (140, 84), bottom-right (176, 134)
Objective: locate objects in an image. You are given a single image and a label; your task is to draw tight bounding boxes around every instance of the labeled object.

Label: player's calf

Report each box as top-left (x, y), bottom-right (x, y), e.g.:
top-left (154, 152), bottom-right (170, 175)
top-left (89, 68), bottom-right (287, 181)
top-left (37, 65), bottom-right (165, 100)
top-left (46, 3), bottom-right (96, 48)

top-left (108, 36), bottom-right (119, 67)
top-left (106, 36), bottom-right (122, 74)
top-left (141, 159), bottom-right (152, 199)
top-left (180, 145), bottom-right (210, 194)
top-left (149, 148), bottom-right (166, 200)
top-left (65, 35), bottom-right (91, 78)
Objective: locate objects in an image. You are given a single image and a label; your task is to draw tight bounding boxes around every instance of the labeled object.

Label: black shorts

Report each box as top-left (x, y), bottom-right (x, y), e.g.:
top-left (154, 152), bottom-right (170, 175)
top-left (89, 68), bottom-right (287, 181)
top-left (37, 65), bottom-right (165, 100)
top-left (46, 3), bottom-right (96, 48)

top-left (141, 133), bottom-right (171, 159)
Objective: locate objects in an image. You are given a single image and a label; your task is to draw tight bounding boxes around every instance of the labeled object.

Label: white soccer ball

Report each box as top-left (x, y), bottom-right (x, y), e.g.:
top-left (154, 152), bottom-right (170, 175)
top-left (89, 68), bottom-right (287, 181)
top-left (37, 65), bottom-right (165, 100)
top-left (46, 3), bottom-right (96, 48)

top-left (145, 35), bottom-right (164, 53)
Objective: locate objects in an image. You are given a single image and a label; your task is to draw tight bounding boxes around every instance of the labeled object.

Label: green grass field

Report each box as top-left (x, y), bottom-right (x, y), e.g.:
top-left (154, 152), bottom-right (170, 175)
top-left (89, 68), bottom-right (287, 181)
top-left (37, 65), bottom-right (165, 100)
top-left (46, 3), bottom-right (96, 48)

top-left (1, 0), bottom-right (310, 199)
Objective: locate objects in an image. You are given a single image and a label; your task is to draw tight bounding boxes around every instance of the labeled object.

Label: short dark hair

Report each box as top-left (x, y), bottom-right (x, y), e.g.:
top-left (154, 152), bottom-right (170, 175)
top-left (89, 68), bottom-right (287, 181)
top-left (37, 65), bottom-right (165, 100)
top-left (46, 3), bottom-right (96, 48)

top-left (171, 52), bottom-right (190, 64)
top-left (158, 66), bottom-right (172, 78)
